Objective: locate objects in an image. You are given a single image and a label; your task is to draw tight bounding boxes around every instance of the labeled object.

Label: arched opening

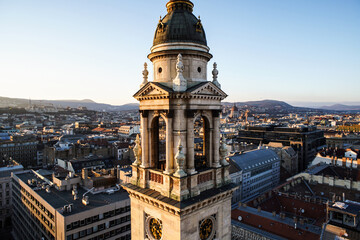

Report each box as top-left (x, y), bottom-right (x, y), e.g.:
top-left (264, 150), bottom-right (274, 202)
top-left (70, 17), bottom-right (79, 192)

top-left (194, 115), bottom-right (210, 171)
top-left (151, 116), bottom-right (166, 171)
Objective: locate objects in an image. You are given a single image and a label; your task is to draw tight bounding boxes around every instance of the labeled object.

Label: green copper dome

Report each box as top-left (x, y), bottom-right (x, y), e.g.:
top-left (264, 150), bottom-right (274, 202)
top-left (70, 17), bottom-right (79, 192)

top-left (153, 0), bottom-right (207, 47)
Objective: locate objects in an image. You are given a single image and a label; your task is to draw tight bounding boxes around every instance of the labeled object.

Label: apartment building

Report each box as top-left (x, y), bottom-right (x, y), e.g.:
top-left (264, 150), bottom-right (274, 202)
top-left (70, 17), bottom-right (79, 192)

top-left (0, 164), bottom-right (23, 232)
top-left (0, 135), bottom-right (37, 167)
top-left (12, 168), bottom-right (130, 240)
top-left (227, 149), bottom-right (280, 202)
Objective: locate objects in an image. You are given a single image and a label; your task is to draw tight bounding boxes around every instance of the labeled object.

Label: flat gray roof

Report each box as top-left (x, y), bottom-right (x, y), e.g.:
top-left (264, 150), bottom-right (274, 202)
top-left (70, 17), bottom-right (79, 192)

top-left (15, 171), bottom-right (129, 216)
top-left (228, 149), bottom-right (279, 172)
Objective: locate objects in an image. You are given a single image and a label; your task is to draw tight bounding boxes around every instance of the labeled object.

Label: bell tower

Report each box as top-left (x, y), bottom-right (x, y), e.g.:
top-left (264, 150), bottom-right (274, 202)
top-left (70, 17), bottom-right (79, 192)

top-left (122, 1), bottom-right (236, 239)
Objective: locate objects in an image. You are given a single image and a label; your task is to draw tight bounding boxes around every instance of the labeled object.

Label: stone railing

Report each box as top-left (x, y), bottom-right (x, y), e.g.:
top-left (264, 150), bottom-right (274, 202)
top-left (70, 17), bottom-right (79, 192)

top-left (149, 170), bottom-right (163, 184)
top-left (198, 171), bottom-right (213, 184)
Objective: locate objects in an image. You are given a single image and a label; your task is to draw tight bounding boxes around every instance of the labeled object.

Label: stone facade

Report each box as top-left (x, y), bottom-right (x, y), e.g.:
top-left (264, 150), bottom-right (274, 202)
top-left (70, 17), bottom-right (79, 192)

top-left (122, 1), bottom-right (236, 239)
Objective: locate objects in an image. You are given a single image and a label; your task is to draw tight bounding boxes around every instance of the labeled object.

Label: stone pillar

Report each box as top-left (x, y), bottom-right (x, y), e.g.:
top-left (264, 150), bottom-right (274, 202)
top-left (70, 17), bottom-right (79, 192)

top-left (140, 111), bottom-right (149, 168)
top-left (208, 128), bottom-right (213, 167)
top-left (186, 110), bottom-right (196, 175)
top-left (212, 110), bottom-right (221, 168)
top-left (164, 111), bottom-right (174, 175)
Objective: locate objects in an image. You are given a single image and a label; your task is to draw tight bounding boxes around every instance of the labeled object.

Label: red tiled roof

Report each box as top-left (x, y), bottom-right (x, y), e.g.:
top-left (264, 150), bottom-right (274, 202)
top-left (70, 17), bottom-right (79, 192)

top-left (232, 209), bottom-right (320, 240)
top-left (92, 127), bottom-right (105, 132)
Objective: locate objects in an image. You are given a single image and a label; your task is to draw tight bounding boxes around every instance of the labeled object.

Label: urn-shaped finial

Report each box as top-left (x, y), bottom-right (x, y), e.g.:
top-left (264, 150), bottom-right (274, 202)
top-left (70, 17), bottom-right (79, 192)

top-left (212, 62), bottom-right (221, 88)
top-left (173, 54), bottom-right (187, 92)
top-left (173, 139), bottom-right (187, 178)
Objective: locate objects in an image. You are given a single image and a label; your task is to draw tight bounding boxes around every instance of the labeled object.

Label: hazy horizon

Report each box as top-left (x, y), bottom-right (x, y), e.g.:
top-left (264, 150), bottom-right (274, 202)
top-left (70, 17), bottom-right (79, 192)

top-left (2, 95), bottom-right (360, 109)
top-left (1, 0), bottom-right (359, 105)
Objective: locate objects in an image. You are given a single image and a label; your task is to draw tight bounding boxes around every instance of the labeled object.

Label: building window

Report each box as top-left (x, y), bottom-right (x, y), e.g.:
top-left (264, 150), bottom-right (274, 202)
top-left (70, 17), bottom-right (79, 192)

top-left (79, 230), bottom-right (86, 238)
top-left (73, 232), bottom-right (79, 240)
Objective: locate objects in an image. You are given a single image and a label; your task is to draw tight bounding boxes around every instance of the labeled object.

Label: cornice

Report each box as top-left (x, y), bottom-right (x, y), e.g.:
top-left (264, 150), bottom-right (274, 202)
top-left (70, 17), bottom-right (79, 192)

top-left (124, 186), bottom-right (235, 217)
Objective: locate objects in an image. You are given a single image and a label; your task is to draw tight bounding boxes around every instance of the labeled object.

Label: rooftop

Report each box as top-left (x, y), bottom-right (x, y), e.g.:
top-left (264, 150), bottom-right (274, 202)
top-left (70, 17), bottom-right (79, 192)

top-left (0, 164), bottom-right (23, 178)
top-left (15, 171), bottom-right (129, 216)
top-left (232, 207), bottom-right (320, 240)
top-left (227, 149), bottom-right (279, 171)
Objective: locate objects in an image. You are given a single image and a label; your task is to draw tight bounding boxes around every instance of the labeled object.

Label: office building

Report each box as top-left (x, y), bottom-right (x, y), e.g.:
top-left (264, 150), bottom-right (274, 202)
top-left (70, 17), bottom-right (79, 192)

top-left (237, 125), bottom-right (326, 171)
top-left (12, 167), bottom-right (130, 240)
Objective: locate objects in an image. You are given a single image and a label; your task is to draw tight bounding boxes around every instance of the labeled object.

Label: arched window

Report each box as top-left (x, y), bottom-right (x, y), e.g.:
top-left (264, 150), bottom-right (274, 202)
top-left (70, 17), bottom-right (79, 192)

top-left (194, 115), bottom-right (210, 171)
top-left (151, 116), bottom-right (166, 171)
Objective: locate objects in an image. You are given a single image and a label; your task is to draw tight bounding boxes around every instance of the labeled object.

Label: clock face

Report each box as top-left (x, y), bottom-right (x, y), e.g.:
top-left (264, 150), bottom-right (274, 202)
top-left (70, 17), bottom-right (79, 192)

top-left (199, 218), bottom-right (214, 240)
top-left (149, 218), bottom-right (162, 240)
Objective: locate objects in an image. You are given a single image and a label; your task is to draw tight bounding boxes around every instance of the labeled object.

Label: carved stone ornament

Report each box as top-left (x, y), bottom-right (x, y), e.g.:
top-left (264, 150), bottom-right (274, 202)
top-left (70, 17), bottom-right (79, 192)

top-left (133, 134), bottom-right (142, 166)
top-left (219, 138), bottom-right (229, 166)
top-left (173, 139), bottom-right (187, 178)
top-left (212, 62), bottom-right (221, 88)
top-left (173, 54), bottom-right (187, 92)
top-left (141, 62), bottom-right (149, 88)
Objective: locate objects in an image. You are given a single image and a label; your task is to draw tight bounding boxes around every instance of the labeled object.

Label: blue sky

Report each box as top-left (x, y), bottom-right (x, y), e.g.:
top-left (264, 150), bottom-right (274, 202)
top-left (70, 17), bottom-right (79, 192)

top-left (0, 0), bottom-right (359, 105)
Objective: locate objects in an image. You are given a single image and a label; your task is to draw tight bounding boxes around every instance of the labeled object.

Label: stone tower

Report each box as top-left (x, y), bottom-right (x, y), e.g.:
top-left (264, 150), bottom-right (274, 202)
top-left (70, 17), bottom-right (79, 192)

top-left (122, 1), bottom-right (236, 239)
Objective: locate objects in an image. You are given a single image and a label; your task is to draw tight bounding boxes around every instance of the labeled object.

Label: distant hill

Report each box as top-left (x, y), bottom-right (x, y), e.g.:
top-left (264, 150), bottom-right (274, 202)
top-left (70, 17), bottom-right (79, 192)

top-left (2, 96), bottom-right (357, 113)
top-left (319, 104), bottom-right (360, 111)
top-left (0, 96), bottom-right (139, 111)
top-left (222, 100), bottom-right (303, 113)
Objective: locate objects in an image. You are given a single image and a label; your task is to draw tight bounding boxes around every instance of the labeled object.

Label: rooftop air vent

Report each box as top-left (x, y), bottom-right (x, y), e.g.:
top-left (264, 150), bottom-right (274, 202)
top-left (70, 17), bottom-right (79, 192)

top-left (82, 196), bottom-right (89, 206)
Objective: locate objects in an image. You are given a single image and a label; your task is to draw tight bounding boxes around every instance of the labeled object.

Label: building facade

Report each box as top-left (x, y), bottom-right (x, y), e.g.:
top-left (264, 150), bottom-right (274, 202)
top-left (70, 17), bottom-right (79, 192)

top-left (122, 1), bottom-right (236, 239)
top-left (228, 149), bottom-right (280, 202)
top-left (0, 135), bottom-right (37, 167)
top-left (0, 164), bottom-right (23, 233)
top-left (237, 125), bottom-right (326, 172)
top-left (12, 168), bottom-right (131, 240)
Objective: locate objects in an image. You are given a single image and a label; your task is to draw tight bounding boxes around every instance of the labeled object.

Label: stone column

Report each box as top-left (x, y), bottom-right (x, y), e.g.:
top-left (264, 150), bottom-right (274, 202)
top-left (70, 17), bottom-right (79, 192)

top-left (164, 111), bottom-right (174, 175)
top-left (208, 127), bottom-right (213, 167)
top-left (212, 110), bottom-right (221, 168)
top-left (140, 111), bottom-right (149, 168)
top-left (186, 110), bottom-right (196, 174)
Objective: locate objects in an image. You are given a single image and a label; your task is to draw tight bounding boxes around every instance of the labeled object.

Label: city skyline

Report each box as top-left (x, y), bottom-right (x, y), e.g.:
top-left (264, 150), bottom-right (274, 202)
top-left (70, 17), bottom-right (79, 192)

top-left (0, 0), bottom-right (359, 105)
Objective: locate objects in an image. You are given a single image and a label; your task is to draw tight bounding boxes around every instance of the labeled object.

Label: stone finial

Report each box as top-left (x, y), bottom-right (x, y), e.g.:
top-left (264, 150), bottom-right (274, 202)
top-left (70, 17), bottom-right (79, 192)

top-left (220, 138), bottom-right (229, 166)
top-left (133, 134), bottom-right (142, 166)
top-left (173, 139), bottom-right (187, 178)
top-left (176, 54), bottom-right (184, 73)
top-left (212, 62), bottom-right (221, 88)
top-left (141, 63), bottom-right (149, 88)
top-left (173, 54), bottom-right (187, 92)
